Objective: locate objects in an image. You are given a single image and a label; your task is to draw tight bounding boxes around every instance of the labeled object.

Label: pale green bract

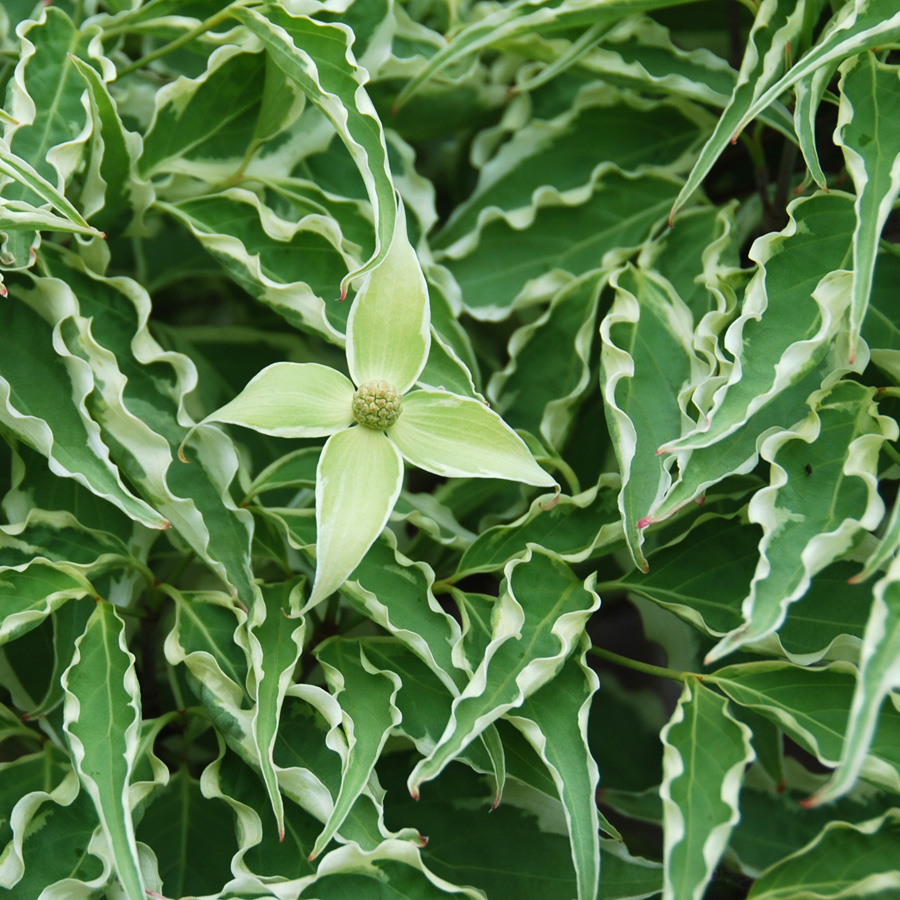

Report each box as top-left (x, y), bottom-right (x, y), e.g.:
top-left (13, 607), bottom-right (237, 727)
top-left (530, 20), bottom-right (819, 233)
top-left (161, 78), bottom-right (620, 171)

top-left (187, 207), bottom-right (557, 609)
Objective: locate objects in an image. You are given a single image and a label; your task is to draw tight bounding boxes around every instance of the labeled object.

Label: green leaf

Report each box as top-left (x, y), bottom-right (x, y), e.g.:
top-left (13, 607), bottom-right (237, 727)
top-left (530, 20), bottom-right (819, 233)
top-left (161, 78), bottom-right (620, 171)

top-left (440, 172), bottom-right (681, 320)
top-left (668, 0), bottom-right (804, 221)
top-left (600, 265), bottom-right (699, 570)
top-left (456, 477), bottom-right (622, 578)
top-left (707, 381), bottom-right (894, 661)
top-left (199, 362), bottom-right (354, 439)
top-left (390, 390), bottom-right (557, 487)
top-left (68, 54), bottom-right (153, 236)
top-left (834, 53), bottom-right (900, 363)
top-left (660, 678), bottom-right (754, 900)
top-left (508, 640), bottom-right (601, 900)
top-left (659, 191), bottom-right (858, 458)
top-left (246, 579), bottom-right (306, 840)
top-left (311, 638), bottom-right (402, 859)
top-left (62, 601), bottom-right (146, 900)
top-left (747, 810), bottom-right (900, 900)
top-left (489, 270), bottom-right (605, 451)
top-left (163, 188), bottom-right (351, 342)
top-left (408, 547), bottom-right (600, 794)
top-left (710, 661), bottom-right (900, 794)
top-left (230, 4), bottom-right (397, 293)
top-left (347, 205), bottom-right (430, 393)
top-left (0, 276), bottom-right (168, 529)
top-left (309, 426), bottom-right (404, 610)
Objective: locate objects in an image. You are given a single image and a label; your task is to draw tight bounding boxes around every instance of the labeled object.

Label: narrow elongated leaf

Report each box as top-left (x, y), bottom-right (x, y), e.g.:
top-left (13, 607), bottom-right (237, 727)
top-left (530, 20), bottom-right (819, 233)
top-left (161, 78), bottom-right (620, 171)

top-left (489, 270), bottom-right (606, 451)
top-left (408, 547), bottom-right (600, 795)
top-left (62, 601), bottom-right (145, 900)
top-left (600, 265), bottom-right (697, 570)
top-left (834, 53), bottom-right (900, 363)
top-left (707, 381), bottom-right (894, 661)
top-left (69, 55), bottom-right (153, 235)
top-left (507, 640), bottom-right (601, 900)
top-left (660, 678), bottom-right (754, 900)
top-left (2, 7), bottom-right (99, 264)
top-left (163, 188), bottom-right (351, 342)
top-left (732, 0), bottom-right (900, 143)
top-left (669, 0), bottom-right (804, 221)
top-left (231, 4), bottom-right (397, 292)
top-left (311, 639), bottom-right (402, 859)
top-left (810, 546), bottom-right (900, 805)
top-left (246, 579), bottom-right (306, 839)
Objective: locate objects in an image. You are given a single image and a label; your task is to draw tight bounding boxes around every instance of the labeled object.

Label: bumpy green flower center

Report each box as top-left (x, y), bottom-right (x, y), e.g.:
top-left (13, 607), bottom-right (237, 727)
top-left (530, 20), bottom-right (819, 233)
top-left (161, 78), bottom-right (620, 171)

top-left (352, 380), bottom-right (402, 429)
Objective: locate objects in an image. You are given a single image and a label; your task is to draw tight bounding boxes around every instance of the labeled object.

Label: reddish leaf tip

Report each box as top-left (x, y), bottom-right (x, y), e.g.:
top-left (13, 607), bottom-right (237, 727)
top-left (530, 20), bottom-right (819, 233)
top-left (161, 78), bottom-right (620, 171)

top-left (636, 516), bottom-right (652, 529)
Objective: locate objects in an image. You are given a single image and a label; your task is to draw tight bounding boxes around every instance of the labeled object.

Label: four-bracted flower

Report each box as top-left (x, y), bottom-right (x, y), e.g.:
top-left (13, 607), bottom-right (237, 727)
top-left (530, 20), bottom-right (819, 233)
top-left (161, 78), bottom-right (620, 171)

top-left (188, 209), bottom-right (557, 609)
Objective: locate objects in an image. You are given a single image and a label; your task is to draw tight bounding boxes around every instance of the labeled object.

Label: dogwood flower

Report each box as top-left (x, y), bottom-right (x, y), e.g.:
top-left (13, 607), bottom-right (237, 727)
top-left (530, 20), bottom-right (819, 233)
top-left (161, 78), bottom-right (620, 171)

top-left (190, 209), bottom-right (557, 609)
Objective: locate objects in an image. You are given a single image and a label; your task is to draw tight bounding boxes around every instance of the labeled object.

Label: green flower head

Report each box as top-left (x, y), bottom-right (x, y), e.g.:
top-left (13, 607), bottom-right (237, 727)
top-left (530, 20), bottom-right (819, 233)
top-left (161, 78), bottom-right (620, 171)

top-left (186, 206), bottom-right (557, 610)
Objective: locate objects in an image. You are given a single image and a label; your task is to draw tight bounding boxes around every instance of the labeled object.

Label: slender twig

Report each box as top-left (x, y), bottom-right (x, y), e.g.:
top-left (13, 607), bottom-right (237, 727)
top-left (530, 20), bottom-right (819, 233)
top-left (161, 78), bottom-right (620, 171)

top-left (589, 646), bottom-right (695, 683)
top-left (115, 3), bottom-right (255, 78)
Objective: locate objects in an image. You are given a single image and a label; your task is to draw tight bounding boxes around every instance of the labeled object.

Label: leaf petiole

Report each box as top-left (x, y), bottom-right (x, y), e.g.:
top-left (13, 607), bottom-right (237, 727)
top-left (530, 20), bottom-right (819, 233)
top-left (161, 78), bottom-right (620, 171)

top-left (589, 646), bottom-right (696, 683)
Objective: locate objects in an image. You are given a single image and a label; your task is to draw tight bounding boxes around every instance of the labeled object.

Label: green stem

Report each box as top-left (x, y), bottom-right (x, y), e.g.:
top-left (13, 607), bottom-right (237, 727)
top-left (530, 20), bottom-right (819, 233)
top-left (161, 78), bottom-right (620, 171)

top-left (115, 3), bottom-right (254, 78)
top-left (883, 441), bottom-right (900, 469)
top-left (589, 646), bottom-right (695, 683)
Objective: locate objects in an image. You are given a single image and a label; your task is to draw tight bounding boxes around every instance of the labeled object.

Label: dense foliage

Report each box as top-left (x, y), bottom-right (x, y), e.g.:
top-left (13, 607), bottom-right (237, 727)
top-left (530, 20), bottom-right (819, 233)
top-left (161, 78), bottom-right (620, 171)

top-left (2, 0), bottom-right (900, 897)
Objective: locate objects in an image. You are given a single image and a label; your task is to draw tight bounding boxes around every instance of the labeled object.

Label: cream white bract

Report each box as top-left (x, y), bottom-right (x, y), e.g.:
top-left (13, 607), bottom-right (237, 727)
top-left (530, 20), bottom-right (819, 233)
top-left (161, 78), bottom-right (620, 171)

top-left (189, 209), bottom-right (557, 609)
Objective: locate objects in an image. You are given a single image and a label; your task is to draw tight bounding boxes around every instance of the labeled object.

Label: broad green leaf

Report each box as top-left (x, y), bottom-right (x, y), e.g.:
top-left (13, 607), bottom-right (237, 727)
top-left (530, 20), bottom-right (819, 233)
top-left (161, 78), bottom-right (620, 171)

top-left (508, 641), bottom-right (601, 900)
top-left (0, 563), bottom-right (92, 646)
top-left (311, 638), bottom-right (402, 859)
top-left (347, 204), bottom-right (430, 394)
top-left (707, 381), bottom-right (894, 661)
top-left (668, 0), bottom-right (804, 221)
top-left (163, 188), bottom-right (351, 343)
top-left (390, 390), bottom-right (557, 487)
top-left (35, 251), bottom-right (257, 608)
top-left (135, 765), bottom-right (237, 898)
top-left (747, 810), bottom-right (900, 900)
top-left (62, 601), bottom-right (145, 900)
top-left (601, 265), bottom-right (698, 570)
top-left (709, 661), bottom-right (900, 794)
top-left (440, 172), bottom-right (681, 320)
top-left (660, 678), bottom-right (754, 900)
top-left (456, 476), bottom-right (621, 578)
top-left (659, 191), bottom-right (858, 458)
top-left (246, 579), bottom-right (306, 839)
top-left (489, 270), bottom-right (606, 451)
top-left (198, 362), bottom-right (354, 439)
top-left (139, 47), bottom-right (269, 179)
top-left (834, 53), bottom-right (900, 363)
top-left (230, 4), bottom-right (397, 293)
top-left (2, 7), bottom-right (100, 265)
top-left (243, 447), bottom-right (319, 502)
top-left (408, 547), bottom-right (600, 794)
top-left (309, 425), bottom-right (405, 610)
top-left (434, 89), bottom-right (707, 251)
top-left (0, 276), bottom-right (168, 529)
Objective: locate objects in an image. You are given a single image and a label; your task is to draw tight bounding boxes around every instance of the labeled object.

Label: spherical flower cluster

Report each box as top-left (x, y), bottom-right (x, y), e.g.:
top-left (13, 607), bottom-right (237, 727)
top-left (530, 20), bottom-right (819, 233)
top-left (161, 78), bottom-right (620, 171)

top-left (352, 380), bottom-right (402, 429)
